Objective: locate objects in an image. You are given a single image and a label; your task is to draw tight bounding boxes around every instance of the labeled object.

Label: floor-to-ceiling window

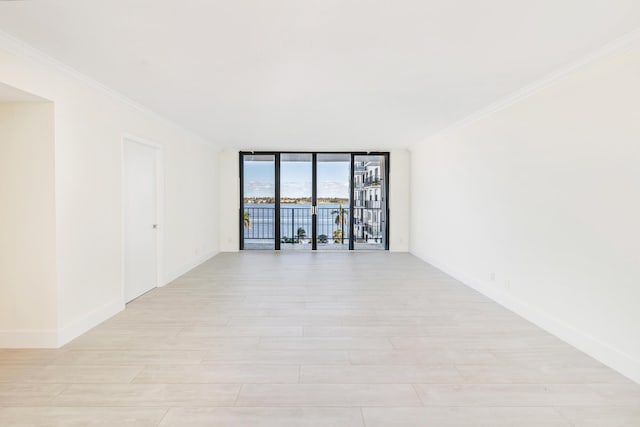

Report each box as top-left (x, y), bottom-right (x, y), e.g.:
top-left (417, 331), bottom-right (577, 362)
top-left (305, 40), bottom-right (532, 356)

top-left (353, 155), bottom-right (387, 250)
top-left (240, 154), bottom-right (276, 250)
top-left (280, 153), bottom-right (313, 250)
top-left (316, 153), bottom-right (352, 251)
top-left (240, 152), bottom-right (389, 251)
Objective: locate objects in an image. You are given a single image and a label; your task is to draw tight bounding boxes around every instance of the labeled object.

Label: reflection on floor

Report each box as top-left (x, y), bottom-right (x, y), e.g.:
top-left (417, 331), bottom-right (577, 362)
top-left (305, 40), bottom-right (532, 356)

top-left (1, 252), bottom-right (639, 426)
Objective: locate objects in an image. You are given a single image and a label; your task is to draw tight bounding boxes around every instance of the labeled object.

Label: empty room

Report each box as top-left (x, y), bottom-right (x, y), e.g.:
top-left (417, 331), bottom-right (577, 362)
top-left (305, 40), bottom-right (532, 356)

top-left (0, 1), bottom-right (639, 426)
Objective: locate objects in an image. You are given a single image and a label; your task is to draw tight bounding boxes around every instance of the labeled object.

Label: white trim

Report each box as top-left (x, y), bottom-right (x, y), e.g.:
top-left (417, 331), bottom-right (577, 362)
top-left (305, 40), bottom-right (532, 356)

top-left (121, 134), bottom-right (164, 303)
top-left (416, 27), bottom-right (640, 145)
top-left (57, 298), bottom-right (124, 347)
top-left (0, 30), bottom-right (156, 124)
top-left (163, 250), bottom-right (219, 285)
top-left (0, 30), bottom-right (214, 147)
top-left (415, 253), bottom-right (640, 385)
top-left (0, 329), bottom-right (58, 348)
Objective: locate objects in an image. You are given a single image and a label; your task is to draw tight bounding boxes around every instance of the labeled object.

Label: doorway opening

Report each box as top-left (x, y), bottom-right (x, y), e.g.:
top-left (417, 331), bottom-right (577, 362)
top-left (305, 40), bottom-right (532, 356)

top-left (239, 152), bottom-right (389, 251)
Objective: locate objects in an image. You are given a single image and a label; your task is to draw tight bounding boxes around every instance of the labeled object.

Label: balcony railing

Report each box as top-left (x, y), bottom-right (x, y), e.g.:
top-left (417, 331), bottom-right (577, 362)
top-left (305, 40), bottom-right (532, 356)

top-left (243, 206), bottom-right (351, 243)
top-left (365, 200), bottom-right (381, 209)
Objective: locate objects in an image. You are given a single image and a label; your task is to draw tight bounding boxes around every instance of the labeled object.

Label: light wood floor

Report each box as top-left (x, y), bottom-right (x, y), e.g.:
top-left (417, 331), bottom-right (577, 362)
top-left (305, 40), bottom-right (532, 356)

top-left (1, 252), bottom-right (639, 426)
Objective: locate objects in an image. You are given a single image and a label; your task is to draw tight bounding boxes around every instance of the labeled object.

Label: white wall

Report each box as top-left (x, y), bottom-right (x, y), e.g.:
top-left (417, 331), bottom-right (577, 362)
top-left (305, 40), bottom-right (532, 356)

top-left (0, 102), bottom-right (57, 346)
top-left (163, 140), bottom-right (219, 282)
top-left (219, 149), bottom-right (410, 252)
top-left (219, 149), bottom-right (240, 252)
top-left (0, 39), bottom-right (220, 346)
top-left (410, 40), bottom-right (640, 383)
top-left (389, 149), bottom-right (410, 252)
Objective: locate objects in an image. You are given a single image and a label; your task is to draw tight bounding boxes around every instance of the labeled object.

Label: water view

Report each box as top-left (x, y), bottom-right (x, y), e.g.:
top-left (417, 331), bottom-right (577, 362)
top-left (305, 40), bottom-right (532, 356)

top-left (244, 203), bottom-right (349, 242)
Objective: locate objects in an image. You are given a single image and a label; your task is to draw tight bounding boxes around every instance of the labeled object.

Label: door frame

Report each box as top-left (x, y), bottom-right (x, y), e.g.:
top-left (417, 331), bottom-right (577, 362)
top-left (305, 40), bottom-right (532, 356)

top-left (121, 134), bottom-right (164, 303)
top-left (239, 151), bottom-right (390, 251)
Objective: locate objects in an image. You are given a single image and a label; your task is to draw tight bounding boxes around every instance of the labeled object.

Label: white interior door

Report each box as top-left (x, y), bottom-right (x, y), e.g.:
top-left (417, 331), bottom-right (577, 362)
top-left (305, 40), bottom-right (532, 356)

top-left (124, 139), bottom-right (158, 302)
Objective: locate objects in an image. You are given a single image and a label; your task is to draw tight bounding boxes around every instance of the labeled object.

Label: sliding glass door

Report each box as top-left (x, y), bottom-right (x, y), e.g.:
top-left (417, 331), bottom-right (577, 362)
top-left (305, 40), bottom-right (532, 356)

top-left (241, 154), bottom-right (276, 250)
top-left (316, 154), bottom-right (351, 250)
top-left (280, 153), bottom-right (313, 250)
top-left (240, 152), bottom-right (388, 251)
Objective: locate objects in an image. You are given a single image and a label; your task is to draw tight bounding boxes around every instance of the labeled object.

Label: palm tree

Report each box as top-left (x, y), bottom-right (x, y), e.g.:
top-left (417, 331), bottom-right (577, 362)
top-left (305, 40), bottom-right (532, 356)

top-left (296, 227), bottom-right (306, 243)
top-left (243, 211), bottom-right (252, 229)
top-left (331, 204), bottom-right (348, 245)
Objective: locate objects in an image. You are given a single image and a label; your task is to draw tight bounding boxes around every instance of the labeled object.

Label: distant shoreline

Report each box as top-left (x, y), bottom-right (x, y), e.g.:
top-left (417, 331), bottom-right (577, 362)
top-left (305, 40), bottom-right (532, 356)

top-left (244, 197), bottom-right (349, 205)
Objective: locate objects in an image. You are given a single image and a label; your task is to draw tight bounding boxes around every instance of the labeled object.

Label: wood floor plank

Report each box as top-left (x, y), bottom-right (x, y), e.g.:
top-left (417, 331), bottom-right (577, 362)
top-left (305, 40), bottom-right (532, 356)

top-left (413, 383), bottom-right (612, 406)
top-left (53, 383), bottom-right (241, 407)
top-left (0, 407), bottom-right (167, 426)
top-left (555, 406), bottom-right (640, 426)
top-left (51, 350), bottom-right (205, 365)
top-left (259, 337), bottom-right (394, 350)
top-left (159, 407), bottom-right (365, 426)
top-left (202, 349), bottom-right (350, 365)
top-left (133, 364), bottom-right (299, 384)
top-left (300, 365), bottom-right (463, 384)
top-left (21, 365), bottom-right (144, 384)
top-left (236, 384), bottom-right (423, 407)
top-left (1, 252), bottom-right (638, 425)
top-left (362, 407), bottom-right (572, 426)
top-left (0, 383), bottom-right (66, 406)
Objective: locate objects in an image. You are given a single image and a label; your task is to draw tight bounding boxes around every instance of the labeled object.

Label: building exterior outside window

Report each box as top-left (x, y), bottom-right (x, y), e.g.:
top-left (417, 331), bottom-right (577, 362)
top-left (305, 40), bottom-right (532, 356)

top-left (353, 158), bottom-right (383, 243)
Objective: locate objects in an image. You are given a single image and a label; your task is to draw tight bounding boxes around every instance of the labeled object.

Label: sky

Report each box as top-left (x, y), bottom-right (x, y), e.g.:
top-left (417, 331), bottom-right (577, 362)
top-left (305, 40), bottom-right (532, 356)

top-left (244, 160), bottom-right (350, 199)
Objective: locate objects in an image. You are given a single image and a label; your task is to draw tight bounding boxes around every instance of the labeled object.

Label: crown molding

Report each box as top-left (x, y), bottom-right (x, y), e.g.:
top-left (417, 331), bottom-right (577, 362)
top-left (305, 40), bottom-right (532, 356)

top-left (0, 29), bottom-right (216, 147)
top-left (416, 27), bottom-right (640, 146)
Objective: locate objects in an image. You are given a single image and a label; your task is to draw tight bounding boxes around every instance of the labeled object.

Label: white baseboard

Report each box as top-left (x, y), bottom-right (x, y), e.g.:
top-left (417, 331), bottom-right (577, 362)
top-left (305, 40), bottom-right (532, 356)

top-left (2, 251), bottom-right (219, 349)
top-left (415, 252), bottom-right (640, 385)
top-left (57, 298), bottom-right (124, 347)
top-left (163, 250), bottom-right (219, 285)
top-left (0, 329), bottom-right (59, 348)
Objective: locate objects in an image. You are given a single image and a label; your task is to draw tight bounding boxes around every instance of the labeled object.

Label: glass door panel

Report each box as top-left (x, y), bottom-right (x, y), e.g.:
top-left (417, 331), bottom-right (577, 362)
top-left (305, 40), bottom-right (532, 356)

top-left (241, 154), bottom-right (275, 250)
top-left (280, 153), bottom-right (313, 250)
top-left (316, 154), bottom-right (351, 250)
top-left (353, 155), bottom-right (386, 250)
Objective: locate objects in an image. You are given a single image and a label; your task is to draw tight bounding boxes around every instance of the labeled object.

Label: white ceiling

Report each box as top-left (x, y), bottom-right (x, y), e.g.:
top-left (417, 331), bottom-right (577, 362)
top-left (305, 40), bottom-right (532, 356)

top-left (0, 1), bottom-right (638, 149)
